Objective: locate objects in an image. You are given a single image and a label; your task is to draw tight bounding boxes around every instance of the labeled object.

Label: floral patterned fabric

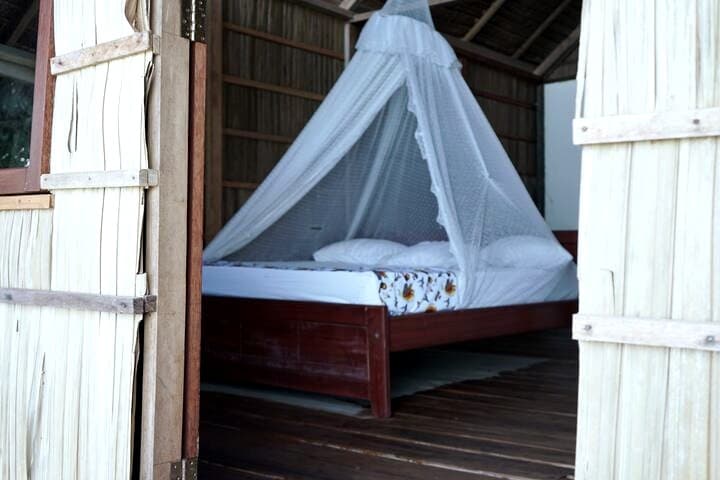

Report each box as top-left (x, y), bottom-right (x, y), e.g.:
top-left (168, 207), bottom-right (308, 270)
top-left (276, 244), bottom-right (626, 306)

top-left (374, 269), bottom-right (458, 315)
top-left (214, 261), bottom-right (459, 316)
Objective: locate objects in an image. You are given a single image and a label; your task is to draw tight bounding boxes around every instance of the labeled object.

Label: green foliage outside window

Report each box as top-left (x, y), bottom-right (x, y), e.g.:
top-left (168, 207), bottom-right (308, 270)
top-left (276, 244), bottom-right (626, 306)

top-left (0, 76), bottom-right (34, 169)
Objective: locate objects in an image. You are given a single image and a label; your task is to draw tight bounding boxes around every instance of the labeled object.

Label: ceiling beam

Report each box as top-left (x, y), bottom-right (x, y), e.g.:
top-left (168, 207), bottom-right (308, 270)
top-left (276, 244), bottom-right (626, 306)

top-left (291, 0), bottom-right (353, 19)
top-left (512, 0), bottom-right (572, 59)
top-left (444, 34), bottom-right (540, 81)
top-left (462, 0), bottom-right (507, 41)
top-left (7, 0), bottom-right (39, 47)
top-left (350, 0), bottom-right (461, 23)
top-left (339, 0), bottom-right (359, 10)
top-left (533, 25), bottom-right (580, 76)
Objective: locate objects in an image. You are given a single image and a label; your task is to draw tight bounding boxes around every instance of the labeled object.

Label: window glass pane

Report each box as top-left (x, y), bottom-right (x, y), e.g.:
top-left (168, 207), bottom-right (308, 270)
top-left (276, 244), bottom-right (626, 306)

top-left (0, 1), bottom-right (39, 169)
top-left (0, 76), bottom-right (33, 168)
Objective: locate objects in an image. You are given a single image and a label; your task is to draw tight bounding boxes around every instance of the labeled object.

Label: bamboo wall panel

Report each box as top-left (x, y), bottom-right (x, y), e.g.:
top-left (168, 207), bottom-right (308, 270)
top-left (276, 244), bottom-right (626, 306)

top-left (206, 0), bottom-right (543, 236)
top-left (574, 0), bottom-right (720, 478)
top-left (462, 57), bottom-right (540, 200)
top-left (0, 0), bottom-right (152, 478)
top-left (0, 210), bottom-right (53, 479)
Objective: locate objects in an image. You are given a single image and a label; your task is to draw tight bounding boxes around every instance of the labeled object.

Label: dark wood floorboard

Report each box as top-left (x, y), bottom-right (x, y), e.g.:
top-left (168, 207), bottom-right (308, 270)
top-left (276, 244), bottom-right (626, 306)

top-left (199, 329), bottom-right (577, 480)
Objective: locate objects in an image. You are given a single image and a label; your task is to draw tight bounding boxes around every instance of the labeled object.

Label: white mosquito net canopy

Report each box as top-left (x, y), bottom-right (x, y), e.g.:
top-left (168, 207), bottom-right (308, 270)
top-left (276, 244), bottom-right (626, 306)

top-left (203, 0), bottom-right (576, 308)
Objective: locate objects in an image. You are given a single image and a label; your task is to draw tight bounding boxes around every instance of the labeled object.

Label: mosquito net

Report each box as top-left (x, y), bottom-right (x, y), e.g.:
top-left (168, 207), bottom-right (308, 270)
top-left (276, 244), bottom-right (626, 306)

top-left (203, 0), bottom-right (576, 307)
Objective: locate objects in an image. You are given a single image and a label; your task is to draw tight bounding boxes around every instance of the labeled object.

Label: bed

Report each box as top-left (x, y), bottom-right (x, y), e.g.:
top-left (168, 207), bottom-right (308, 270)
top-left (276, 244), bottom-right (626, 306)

top-left (201, 231), bottom-right (578, 417)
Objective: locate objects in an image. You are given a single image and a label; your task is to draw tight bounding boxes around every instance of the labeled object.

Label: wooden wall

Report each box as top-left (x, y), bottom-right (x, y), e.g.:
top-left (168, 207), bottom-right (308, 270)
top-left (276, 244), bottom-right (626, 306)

top-left (574, 0), bottom-right (720, 478)
top-left (205, 0), bottom-right (347, 242)
top-left (205, 0), bottom-right (544, 242)
top-left (460, 57), bottom-right (541, 202)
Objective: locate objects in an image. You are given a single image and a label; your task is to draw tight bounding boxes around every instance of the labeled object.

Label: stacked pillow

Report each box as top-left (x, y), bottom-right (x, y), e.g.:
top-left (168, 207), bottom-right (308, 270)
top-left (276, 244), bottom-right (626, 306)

top-left (313, 238), bottom-right (454, 267)
top-left (313, 235), bottom-right (571, 269)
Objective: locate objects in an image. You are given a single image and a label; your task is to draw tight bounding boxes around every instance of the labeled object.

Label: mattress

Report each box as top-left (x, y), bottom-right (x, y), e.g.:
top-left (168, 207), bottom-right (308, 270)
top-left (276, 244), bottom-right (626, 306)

top-left (202, 261), bottom-right (578, 316)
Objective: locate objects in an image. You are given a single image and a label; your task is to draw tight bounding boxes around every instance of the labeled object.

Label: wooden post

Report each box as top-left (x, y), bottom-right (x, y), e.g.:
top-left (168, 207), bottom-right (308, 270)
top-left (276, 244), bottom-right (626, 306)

top-left (204, 0), bottom-right (224, 243)
top-left (141, 0), bottom-right (190, 477)
top-left (183, 40), bottom-right (206, 462)
top-left (367, 308), bottom-right (391, 418)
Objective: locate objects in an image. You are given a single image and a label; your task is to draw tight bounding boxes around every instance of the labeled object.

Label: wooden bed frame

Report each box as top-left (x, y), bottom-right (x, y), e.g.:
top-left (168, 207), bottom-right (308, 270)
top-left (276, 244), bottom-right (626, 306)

top-left (201, 231), bottom-right (578, 418)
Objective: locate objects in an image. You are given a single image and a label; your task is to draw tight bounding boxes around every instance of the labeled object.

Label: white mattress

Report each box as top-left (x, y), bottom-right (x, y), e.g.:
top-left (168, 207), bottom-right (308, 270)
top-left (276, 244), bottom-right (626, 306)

top-left (202, 260), bottom-right (578, 314)
top-left (203, 262), bottom-right (386, 306)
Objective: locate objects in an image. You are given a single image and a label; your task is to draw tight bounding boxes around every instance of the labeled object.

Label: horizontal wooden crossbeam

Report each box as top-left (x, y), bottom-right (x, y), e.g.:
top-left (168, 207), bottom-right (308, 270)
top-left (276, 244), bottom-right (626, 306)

top-left (573, 314), bottom-right (720, 352)
top-left (0, 193), bottom-right (53, 211)
top-left (223, 75), bottom-right (325, 102)
top-left (222, 180), bottom-right (259, 190)
top-left (224, 22), bottom-right (344, 61)
top-left (41, 169), bottom-right (158, 190)
top-left (0, 287), bottom-right (156, 314)
top-left (224, 129), bottom-right (294, 144)
top-left (573, 107), bottom-right (720, 145)
top-left (50, 31), bottom-right (158, 75)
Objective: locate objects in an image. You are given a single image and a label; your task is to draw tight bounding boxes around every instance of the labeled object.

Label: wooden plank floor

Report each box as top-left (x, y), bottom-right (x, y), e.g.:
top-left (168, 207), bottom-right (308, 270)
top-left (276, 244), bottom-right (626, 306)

top-left (199, 329), bottom-right (578, 480)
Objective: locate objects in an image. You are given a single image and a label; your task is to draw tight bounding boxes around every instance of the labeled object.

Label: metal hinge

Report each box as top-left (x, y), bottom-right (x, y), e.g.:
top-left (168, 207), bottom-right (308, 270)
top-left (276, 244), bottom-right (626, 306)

top-left (170, 457), bottom-right (198, 480)
top-left (181, 0), bottom-right (207, 43)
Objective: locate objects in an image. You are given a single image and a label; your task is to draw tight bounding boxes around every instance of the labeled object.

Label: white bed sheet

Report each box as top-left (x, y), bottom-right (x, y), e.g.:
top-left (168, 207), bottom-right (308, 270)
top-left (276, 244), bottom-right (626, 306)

top-left (202, 261), bottom-right (578, 313)
top-left (203, 262), bottom-right (385, 306)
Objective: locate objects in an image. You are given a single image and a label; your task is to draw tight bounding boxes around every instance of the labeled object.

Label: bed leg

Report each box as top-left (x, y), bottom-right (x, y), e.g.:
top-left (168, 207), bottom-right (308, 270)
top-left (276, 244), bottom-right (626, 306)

top-left (367, 307), bottom-right (391, 418)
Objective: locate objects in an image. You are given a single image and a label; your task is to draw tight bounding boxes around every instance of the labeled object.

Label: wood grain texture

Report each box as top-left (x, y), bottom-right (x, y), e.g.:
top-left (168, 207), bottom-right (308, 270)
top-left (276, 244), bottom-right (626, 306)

top-left (40, 169), bottom-right (158, 190)
top-left (0, 287), bottom-right (156, 314)
top-left (202, 295), bottom-right (576, 417)
top-left (224, 22), bottom-right (344, 60)
top-left (0, 194), bottom-right (53, 210)
top-left (574, 1), bottom-right (720, 478)
top-left (573, 314), bottom-right (720, 352)
top-left (50, 31), bottom-right (156, 75)
top-left (574, 107), bottom-right (720, 145)
top-left (204, 0), bottom-right (224, 243)
top-left (183, 40), bottom-right (207, 461)
top-left (199, 332), bottom-right (578, 480)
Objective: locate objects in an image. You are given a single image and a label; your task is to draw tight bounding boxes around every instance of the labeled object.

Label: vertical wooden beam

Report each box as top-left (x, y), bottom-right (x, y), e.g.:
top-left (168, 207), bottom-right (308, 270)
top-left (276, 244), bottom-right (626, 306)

top-left (534, 26), bottom-right (580, 77)
top-left (367, 308), bottom-right (390, 418)
top-left (183, 40), bottom-right (206, 462)
top-left (512, 0), bottom-right (572, 59)
top-left (141, 0), bottom-right (190, 477)
top-left (462, 0), bottom-right (507, 42)
top-left (536, 84), bottom-right (545, 213)
top-left (204, 0), bottom-right (223, 243)
top-left (26, 0), bottom-right (53, 192)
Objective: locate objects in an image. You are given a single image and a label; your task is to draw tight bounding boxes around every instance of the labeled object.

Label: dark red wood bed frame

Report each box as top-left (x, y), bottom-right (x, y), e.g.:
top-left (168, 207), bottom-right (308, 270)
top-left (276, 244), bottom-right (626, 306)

top-left (201, 231), bottom-right (578, 418)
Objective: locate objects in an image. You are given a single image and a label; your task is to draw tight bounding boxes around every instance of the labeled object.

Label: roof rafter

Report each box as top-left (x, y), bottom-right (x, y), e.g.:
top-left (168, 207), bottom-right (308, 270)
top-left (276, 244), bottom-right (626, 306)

top-left (512, 0), bottom-right (572, 59)
top-left (444, 34), bottom-right (540, 80)
top-left (462, 0), bottom-right (507, 42)
top-left (533, 25), bottom-right (580, 76)
top-left (7, 0), bottom-right (39, 47)
top-left (339, 0), bottom-right (360, 10)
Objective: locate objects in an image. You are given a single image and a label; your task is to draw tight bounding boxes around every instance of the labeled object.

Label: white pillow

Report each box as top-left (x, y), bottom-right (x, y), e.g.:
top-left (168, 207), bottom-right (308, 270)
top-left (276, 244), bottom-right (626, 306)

top-left (313, 239), bottom-right (406, 265)
top-left (380, 241), bottom-right (456, 268)
top-left (480, 235), bottom-right (571, 269)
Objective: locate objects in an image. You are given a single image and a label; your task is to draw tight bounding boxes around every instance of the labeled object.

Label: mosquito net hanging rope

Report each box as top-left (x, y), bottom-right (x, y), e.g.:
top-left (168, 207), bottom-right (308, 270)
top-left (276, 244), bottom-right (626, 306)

top-left (203, 0), bottom-right (571, 307)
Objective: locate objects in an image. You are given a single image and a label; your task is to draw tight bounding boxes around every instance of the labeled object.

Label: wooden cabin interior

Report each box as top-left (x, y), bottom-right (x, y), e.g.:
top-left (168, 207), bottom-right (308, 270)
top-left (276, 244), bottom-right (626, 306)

top-left (198, 0), bottom-right (582, 478)
top-left (3, 0), bottom-right (719, 477)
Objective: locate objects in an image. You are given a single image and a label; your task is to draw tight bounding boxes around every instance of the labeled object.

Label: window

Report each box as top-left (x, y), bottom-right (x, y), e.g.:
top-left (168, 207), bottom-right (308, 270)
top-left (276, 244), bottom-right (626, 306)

top-left (0, 0), bottom-right (53, 195)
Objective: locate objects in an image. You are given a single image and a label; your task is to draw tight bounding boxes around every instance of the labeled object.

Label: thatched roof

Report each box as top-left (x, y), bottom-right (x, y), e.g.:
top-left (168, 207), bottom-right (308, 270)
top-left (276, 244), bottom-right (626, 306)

top-left (345, 0), bottom-right (581, 81)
